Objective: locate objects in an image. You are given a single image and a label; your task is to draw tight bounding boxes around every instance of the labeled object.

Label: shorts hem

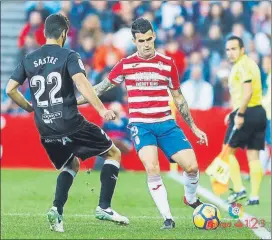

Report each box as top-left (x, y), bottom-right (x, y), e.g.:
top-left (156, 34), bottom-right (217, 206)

top-left (136, 144), bottom-right (158, 153)
top-left (168, 146), bottom-right (193, 159)
top-left (97, 142), bottom-right (114, 156)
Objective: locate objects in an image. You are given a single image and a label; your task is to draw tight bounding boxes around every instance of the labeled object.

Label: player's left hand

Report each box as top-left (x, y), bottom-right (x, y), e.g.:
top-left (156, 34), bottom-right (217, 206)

top-left (192, 126), bottom-right (208, 146)
top-left (100, 109), bottom-right (116, 121)
top-left (234, 115), bottom-right (244, 129)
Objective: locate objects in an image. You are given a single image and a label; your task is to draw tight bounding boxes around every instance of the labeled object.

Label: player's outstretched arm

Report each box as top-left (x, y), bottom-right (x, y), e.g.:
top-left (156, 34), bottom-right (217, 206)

top-left (72, 73), bottom-right (115, 120)
top-left (6, 79), bottom-right (33, 113)
top-left (77, 78), bottom-right (116, 105)
top-left (170, 88), bottom-right (208, 146)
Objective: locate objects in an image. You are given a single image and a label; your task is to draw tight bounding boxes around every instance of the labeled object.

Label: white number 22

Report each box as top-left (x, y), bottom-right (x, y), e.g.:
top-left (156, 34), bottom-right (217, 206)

top-left (30, 72), bottom-right (63, 107)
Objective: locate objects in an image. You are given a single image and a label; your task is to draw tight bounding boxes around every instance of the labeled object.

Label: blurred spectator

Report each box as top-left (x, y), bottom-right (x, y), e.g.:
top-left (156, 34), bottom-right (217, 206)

top-left (18, 11), bottom-right (46, 48)
top-left (201, 3), bottom-right (231, 37)
top-left (92, 34), bottom-right (124, 73)
top-left (181, 65), bottom-right (214, 110)
top-left (213, 67), bottom-right (231, 107)
top-left (251, 1), bottom-right (271, 35)
top-left (76, 36), bottom-right (95, 67)
top-left (26, 1), bottom-right (52, 21)
top-left (227, 23), bottom-right (252, 52)
top-left (58, 2), bottom-right (78, 49)
top-left (78, 14), bottom-right (104, 48)
top-left (161, 1), bottom-right (182, 30)
top-left (261, 55), bottom-right (271, 94)
top-left (182, 1), bottom-right (200, 24)
top-left (112, 27), bottom-right (134, 55)
top-left (150, 1), bottom-right (162, 27)
top-left (254, 32), bottom-right (271, 57)
top-left (69, 0), bottom-right (92, 29)
top-left (164, 38), bottom-right (186, 78)
top-left (182, 51), bottom-right (210, 83)
top-left (18, 34), bottom-right (39, 60)
top-left (177, 21), bottom-right (202, 56)
top-left (201, 47), bottom-right (222, 84)
top-left (132, 1), bottom-right (150, 19)
top-left (90, 1), bottom-right (117, 33)
top-left (203, 24), bottom-right (224, 56)
top-left (230, 1), bottom-right (251, 32)
top-left (112, 1), bottom-right (134, 30)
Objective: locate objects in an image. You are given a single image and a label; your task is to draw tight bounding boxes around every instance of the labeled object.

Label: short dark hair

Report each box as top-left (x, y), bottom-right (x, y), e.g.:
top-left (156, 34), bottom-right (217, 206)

top-left (226, 36), bottom-right (244, 49)
top-left (131, 18), bottom-right (153, 39)
top-left (44, 14), bottom-right (69, 39)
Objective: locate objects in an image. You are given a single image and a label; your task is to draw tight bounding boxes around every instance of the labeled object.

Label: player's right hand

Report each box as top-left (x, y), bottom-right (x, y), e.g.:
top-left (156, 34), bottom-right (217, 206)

top-left (99, 109), bottom-right (116, 121)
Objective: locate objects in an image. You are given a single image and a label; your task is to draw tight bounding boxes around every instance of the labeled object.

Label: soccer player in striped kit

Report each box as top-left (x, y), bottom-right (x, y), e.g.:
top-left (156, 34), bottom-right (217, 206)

top-left (78, 18), bottom-right (208, 229)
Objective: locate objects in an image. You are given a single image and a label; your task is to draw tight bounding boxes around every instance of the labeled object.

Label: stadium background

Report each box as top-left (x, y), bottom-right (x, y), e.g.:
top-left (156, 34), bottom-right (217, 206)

top-left (1, 0), bottom-right (271, 172)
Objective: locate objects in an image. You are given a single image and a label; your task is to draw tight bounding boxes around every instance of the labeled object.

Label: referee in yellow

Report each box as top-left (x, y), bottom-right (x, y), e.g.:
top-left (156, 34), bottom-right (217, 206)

top-left (224, 36), bottom-right (267, 205)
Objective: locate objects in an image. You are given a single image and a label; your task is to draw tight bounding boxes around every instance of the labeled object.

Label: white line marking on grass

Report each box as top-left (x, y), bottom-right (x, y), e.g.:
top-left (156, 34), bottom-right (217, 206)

top-left (168, 172), bottom-right (271, 240)
top-left (2, 213), bottom-right (254, 221)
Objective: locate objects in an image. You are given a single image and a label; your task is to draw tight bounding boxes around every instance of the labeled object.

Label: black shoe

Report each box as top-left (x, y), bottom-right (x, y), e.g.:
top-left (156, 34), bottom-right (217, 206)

top-left (227, 189), bottom-right (247, 204)
top-left (184, 197), bottom-right (203, 209)
top-left (245, 199), bottom-right (259, 206)
top-left (160, 219), bottom-right (175, 229)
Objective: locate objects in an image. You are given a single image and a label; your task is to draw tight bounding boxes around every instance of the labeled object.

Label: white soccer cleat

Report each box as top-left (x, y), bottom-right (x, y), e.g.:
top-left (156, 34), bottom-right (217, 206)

top-left (95, 206), bottom-right (129, 225)
top-left (47, 206), bottom-right (64, 232)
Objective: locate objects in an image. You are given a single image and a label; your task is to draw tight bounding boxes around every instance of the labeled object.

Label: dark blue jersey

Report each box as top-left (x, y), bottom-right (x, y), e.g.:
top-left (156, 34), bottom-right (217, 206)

top-left (10, 44), bottom-right (86, 137)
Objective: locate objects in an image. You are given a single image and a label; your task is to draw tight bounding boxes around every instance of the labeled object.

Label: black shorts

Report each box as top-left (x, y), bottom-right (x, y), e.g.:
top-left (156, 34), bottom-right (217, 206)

top-left (224, 105), bottom-right (267, 150)
top-left (41, 120), bottom-right (113, 169)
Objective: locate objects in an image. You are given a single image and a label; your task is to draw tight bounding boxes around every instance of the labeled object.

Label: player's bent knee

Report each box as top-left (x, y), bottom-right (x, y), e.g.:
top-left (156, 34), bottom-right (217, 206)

top-left (69, 157), bottom-right (80, 173)
top-left (184, 163), bottom-right (199, 175)
top-left (144, 162), bottom-right (160, 175)
top-left (104, 145), bottom-right (121, 162)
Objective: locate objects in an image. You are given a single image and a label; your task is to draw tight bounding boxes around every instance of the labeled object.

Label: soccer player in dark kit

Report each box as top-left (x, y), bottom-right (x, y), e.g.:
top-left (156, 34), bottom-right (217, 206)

top-left (6, 14), bottom-right (129, 232)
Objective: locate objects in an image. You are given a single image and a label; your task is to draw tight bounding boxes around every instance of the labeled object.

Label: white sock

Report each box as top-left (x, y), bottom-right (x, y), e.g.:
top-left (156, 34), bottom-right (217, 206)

top-left (147, 175), bottom-right (173, 220)
top-left (183, 171), bottom-right (199, 204)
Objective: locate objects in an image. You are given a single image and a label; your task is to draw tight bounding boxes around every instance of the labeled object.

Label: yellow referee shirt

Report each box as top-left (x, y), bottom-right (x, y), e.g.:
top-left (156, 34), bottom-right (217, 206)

top-left (228, 55), bottom-right (262, 110)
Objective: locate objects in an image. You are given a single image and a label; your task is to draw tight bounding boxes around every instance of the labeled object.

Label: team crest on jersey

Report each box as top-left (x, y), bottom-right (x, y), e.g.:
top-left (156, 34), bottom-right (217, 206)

top-left (78, 59), bottom-right (85, 71)
top-left (158, 61), bottom-right (164, 71)
top-left (42, 109), bottom-right (62, 124)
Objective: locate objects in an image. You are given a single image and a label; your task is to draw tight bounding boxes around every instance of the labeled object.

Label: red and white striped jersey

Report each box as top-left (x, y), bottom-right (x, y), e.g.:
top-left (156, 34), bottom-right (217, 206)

top-left (108, 51), bottom-right (180, 123)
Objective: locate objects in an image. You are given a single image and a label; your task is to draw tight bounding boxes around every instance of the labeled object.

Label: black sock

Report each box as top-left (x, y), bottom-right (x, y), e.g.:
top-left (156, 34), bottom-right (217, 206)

top-left (53, 171), bottom-right (74, 215)
top-left (99, 163), bottom-right (119, 209)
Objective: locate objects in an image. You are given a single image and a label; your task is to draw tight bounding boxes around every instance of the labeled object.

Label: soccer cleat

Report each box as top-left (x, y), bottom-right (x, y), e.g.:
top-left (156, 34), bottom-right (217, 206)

top-left (245, 199), bottom-right (259, 206)
top-left (95, 206), bottom-right (129, 225)
top-left (47, 206), bottom-right (64, 232)
top-left (184, 196), bottom-right (203, 209)
top-left (160, 218), bottom-right (175, 229)
top-left (227, 189), bottom-right (247, 204)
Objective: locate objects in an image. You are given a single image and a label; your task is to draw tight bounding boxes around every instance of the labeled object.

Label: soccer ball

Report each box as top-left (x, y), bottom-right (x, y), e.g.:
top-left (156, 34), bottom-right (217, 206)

top-left (193, 203), bottom-right (221, 230)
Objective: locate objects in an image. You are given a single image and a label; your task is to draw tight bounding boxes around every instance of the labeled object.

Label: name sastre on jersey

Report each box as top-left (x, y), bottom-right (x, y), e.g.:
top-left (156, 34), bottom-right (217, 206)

top-left (33, 56), bottom-right (58, 67)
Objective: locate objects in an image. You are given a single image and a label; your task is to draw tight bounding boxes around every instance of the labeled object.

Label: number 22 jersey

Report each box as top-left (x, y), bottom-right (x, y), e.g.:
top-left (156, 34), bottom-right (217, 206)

top-left (10, 44), bottom-right (86, 138)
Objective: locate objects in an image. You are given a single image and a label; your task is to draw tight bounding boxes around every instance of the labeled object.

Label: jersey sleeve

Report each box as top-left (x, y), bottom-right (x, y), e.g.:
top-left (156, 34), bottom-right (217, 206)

top-left (10, 60), bottom-right (27, 85)
top-left (239, 62), bottom-right (252, 83)
top-left (168, 59), bottom-right (180, 90)
top-left (67, 51), bottom-right (86, 78)
top-left (107, 59), bottom-right (125, 85)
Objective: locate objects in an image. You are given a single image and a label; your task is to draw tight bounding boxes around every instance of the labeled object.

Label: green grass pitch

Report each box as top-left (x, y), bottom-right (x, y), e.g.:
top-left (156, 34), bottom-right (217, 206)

top-left (1, 169), bottom-right (271, 239)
